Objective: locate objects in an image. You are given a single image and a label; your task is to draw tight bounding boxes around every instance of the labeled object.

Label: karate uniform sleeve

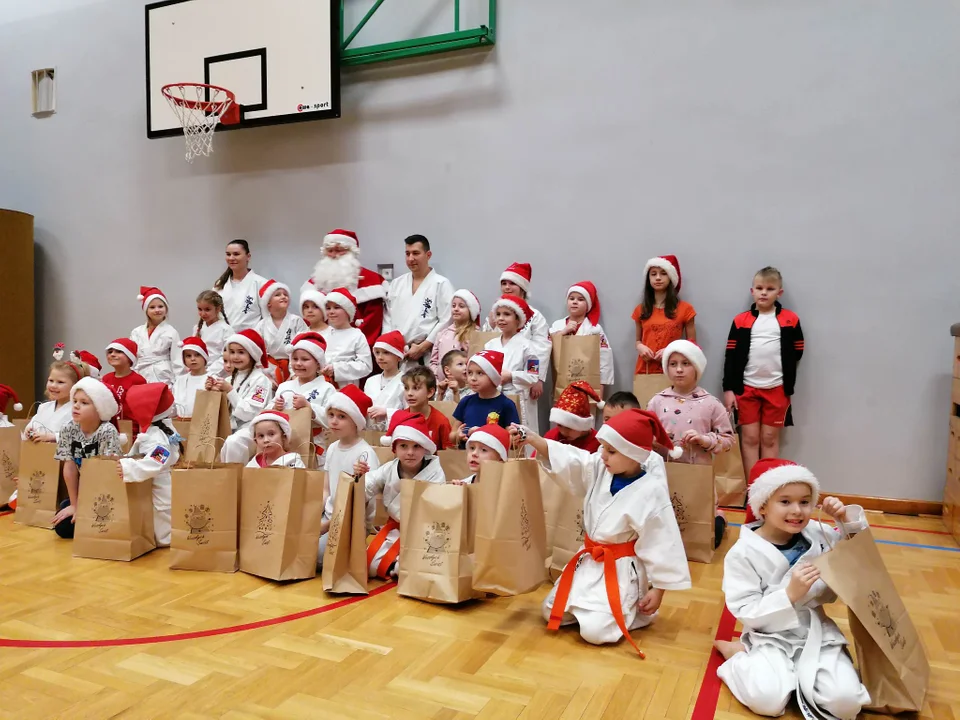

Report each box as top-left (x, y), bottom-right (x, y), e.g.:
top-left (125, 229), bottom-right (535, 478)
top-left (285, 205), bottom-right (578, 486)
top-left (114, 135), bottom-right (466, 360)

top-left (120, 439), bottom-right (173, 483)
top-left (229, 377), bottom-right (273, 424)
top-left (536, 439), bottom-right (595, 496)
top-left (633, 505), bottom-right (692, 591)
top-left (839, 505), bottom-right (867, 535)
top-left (722, 550), bottom-right (801, 633)
top-left (596, 326), bottom-right (615, 386)
top-left (333, 335), bottom-right (373, 384)
top-left (510, 346), bottom-right (539, 389)
top-left (364, 463), bottom-right (389, 520)
top-left (426, 278), bottom-right (455, 344)
top-left (528, 313), bottom-right (552, 382)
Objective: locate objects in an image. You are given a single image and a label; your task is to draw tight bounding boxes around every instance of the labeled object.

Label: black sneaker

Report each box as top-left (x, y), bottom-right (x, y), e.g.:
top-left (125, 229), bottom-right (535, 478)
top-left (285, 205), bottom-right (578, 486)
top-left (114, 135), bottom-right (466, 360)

top-left (714, 516), bottom-right (727, 549)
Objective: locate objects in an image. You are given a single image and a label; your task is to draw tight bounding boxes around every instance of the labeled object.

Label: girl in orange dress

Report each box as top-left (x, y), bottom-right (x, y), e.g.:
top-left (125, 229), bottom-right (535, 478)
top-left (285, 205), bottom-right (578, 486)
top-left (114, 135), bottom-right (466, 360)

top-left (632, 255), bottom-right (697, 375)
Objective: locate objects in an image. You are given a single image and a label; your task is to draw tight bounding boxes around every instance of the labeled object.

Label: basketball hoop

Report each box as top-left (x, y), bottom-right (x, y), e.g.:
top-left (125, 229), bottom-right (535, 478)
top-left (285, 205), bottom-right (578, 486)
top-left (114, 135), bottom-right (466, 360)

top-left (162, 82), bottom-right (240, 162)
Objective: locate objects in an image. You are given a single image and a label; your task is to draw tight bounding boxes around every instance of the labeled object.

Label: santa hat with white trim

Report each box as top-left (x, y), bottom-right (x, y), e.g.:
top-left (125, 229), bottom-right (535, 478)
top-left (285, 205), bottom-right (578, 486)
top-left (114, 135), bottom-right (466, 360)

top-left (325, 287), bottom-right (358, 322)
top-left (323, 229), bottom-right (359, 252)
top-left (300, 289), bottom-right (327, 318)
top-left (289, 332), bottom-right (327, 366)
top-left (380, 410), bottom-right (437, 455)
top-left (71, 351), bottom-right (102, 378)
top-left (596, 408), bottom-right (683, 464)
top-left (467, 423), bottom-right (511, 461)
top-left (137, 286), bottom-right (168, 310)
top-left (71, 377), bottom-right (119, 422)
top-left (566, 281), bottom-right (601, 326)
top-left (643, 255), bottom-right (682, 291)
top-left (550, 381), bottom-right (601, 432)
top-left (327, 384), bottom-right (373, 432)
top-left (374, 330), bottom-right (406, 360)
top-left (226, 329), bottom-right (269, 368)
top-left (259, 279), bottom-right (290, 314)
top-left (452, 289), bottom-right (481, 325)
top-left (179, 336), bottom-right (209, 363)
top-left (469, 350), bottom-right (504, 386)
top-left (0, 384), bottom-right (23, 413)
top-left (251, 410), bottom-right (292, 441)
top-left (125, 382), bottom-right (175, 433)
top-left (747, 458), bottom-right (820, 520)
top-left (500, 263), bottom-right (532, 295)
top-left (491, 295), bottom-right (532, 329)
top-left (106, 338), bottom-right (139, 366)
top-left (661, 339), bottom-right (706, 380)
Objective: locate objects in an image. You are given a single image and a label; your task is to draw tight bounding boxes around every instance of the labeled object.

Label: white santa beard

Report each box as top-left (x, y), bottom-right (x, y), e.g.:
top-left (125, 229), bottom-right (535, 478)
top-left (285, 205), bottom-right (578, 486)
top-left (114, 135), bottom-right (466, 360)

top-left (313, 252), bottom-right (361, 291)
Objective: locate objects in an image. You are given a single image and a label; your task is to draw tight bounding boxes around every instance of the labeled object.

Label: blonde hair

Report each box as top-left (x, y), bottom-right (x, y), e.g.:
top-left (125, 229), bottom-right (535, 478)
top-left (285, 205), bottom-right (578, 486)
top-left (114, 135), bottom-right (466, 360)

top-left (50, 360), bottom-right (86, 384)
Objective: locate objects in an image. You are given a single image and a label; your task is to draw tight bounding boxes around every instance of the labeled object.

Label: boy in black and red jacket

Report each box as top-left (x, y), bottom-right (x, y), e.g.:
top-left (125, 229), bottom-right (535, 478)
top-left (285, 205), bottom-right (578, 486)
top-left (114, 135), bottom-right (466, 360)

top-left (722, 267), bottom-right (804, 519)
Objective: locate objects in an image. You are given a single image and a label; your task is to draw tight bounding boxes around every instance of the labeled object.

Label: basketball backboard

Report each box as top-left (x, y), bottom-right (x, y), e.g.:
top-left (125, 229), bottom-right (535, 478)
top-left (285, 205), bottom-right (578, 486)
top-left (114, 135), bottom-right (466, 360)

top-left (145, 0), bottom-right (340, 139)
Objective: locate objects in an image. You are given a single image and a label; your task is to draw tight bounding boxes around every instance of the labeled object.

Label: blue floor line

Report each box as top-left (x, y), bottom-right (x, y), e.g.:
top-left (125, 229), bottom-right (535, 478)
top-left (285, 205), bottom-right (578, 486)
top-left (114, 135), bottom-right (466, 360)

top-left (728, 523), bottom-right (960, 553)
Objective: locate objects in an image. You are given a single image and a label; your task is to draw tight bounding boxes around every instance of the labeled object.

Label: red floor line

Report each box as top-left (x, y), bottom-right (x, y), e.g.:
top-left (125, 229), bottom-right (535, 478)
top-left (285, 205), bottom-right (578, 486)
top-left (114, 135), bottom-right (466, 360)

top-left (0, 582), bottom-right (396, 649)
top-left (691, 607), bottom-right (737, 720)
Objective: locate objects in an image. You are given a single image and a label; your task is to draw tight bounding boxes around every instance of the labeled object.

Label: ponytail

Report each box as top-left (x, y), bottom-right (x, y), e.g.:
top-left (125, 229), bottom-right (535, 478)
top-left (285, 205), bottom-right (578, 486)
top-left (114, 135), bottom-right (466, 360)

top-left (214, 239), bottom-right (251, 291)
top-left (153, 419), bottom-right (185, 456)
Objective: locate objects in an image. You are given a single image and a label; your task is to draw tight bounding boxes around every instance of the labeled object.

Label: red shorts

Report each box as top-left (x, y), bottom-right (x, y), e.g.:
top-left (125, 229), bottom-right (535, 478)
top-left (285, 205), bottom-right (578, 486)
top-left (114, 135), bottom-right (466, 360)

top-left (737, 385), bottom-right (790, 427)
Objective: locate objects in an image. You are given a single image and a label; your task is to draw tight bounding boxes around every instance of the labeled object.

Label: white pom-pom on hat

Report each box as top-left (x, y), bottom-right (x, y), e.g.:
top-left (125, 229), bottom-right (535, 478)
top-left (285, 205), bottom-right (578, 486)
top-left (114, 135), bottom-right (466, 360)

top-left (668, 445), bottom-right (684, 459)
top-left (13, 402), bottom-right (23, 412)
top-left (137, 294), bottom-right (145, 302)
top-left (380, 435), bottom-right (391, 447)
top-left (117, 433), bottom-right (129, 447)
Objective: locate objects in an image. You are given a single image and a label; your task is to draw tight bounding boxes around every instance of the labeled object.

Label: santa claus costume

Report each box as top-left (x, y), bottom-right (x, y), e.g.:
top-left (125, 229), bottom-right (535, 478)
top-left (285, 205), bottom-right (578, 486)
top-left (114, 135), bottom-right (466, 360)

top-left (535, 409), bottom-right (691, 650)
top-left (362, 331), bottom-right (407, 430)
top-left (484, 295), bottom-right (541, 435)
top-left (305, 229), bottom-right (387, 346)
top-left (549, 281), bottom-right (614, 388)
top-left (254, 279), bottom-right (308, 385)
top-left (219, 330), bottom-right (276, 464)
top-left (323, 288), bottom-right (374, 387)
top-left (130, 287), bottom-right (183, 387)
top-left (718, 460), bottom-right (870, 719)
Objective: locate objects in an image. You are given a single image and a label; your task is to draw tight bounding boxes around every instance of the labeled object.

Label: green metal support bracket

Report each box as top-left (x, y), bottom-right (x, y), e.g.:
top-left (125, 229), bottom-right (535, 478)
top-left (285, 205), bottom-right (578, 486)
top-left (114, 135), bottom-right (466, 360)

top-left (340, 0), bottom-right (495, 67)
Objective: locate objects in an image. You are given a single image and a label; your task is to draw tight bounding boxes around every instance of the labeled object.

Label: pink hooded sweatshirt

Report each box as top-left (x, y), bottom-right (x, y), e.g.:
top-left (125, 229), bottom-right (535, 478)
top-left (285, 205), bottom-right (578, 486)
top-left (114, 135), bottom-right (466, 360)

top-left (647, 386), bottom-right (735, 465)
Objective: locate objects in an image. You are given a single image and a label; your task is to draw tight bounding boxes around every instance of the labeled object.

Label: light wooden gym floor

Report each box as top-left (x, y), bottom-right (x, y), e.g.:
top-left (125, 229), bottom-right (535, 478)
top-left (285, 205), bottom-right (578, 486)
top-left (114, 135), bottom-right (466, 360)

top-left (1, 508), bottom-right (958, 720)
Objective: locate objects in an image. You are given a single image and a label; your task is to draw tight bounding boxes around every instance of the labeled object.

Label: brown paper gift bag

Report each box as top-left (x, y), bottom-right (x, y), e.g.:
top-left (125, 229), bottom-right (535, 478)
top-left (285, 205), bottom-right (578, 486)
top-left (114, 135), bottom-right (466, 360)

top-left (467, 330), bottom-right (500, 356)
top-left (185, 391), bottom-right (231, 463)
top-left (239, 466), bottom-right (324, 581)
top-left (632, 368), bottom-right (672, 409)
top-left (665, 462), bottom-right (715, 564)
top-left (322, 472), bottom-right (369, 594)
top-left (550, 333), bottom-right (601, 400)
top-left (713, 432), bottom-right (746, 508)
top-left (169, 463), bottom-right (242, 572)
top-left (172, 420), bottom-right (192, 456)
top-left (547, 485), bottom-right (586, 581)
top-left (397, 479), bottom-right (480, 604)
top-left (0, 427), bottom-right (22, 505)
top-left (73, 458), bottom-right (156, 561)
top-left (472, 458), bottom-right (548, 595)
top-left (813, 527), bottom-right (929, 714)
top-left (286, 407), bottom-right (317, 469)
top-left (436, 449), bottom-right (470, 482)
top-left (14, 441), bottom-right (65, 527)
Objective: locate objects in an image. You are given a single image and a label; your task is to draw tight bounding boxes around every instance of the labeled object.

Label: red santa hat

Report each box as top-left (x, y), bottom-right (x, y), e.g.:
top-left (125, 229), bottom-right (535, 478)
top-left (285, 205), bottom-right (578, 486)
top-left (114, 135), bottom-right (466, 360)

top-left (643, 255), bottom-right (682, 291)
top-left (596, 408), bottom-right (682, 464)
top-left (323, 229), bottom-right (359, 252)
top-left (259, 279), bottom-right (290, 314)
top-left (71, 377), bottom-right (119, 422)
top-left (747, 458), bottom-right (820, 520)
top-left (661, 339), bottom-right (706, 380)
top-left (566, 281), bottom-right (601, 327)
top-left (251, 410), bottom-right (292, 441)
top-left (327, 384), bottom-right (372, 432)
top-left (226, 329), bottom-right (268, 368)
top-left (105, 338), bottom-right (139, 365)
top-left (289, 332), bottom-right (327, 366)
top-left (469, 350), bottom-right (504, 386)
top-left (452, 289), bottom-right (481, 325)
top-left (380, 410), bottom-right (437, 455)
top-left (72, 351), bottom-right (102, 378)
top-left (550, 381), bottom-right (601, 432)
top-left (138, 286), bottom-right (168, 310)
top-left (491, 295), bottom-right (532, 329)
top-left (300, 289), bottom-right (327, 318)
top-left (373, 330), bottom-right (406, 360)
top-left (125, 382), bottom-right (175, 432)
top-left (0, 384), bottom-right (23, 413)
top-left (500, 262), bottom-right (532, 294)
top-left (325, 287), bottom-right (358, 322)
top-left (179, 336), bottom-right (209, 362)
top-left (467, 422), bottom-right (511, 461)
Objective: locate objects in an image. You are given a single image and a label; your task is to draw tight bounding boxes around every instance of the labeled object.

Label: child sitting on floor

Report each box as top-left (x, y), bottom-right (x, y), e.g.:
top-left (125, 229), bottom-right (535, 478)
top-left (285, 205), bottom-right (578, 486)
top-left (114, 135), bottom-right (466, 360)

top-left (402, 366), bottom-right (452, 451)
top-left (363, 331), bottom-right (406, 431)
top-left (452, 423), bottom-right (510, 485)
top-left (545, 382), bottom-right (601, 452)
top-left (450, 351), bottom-right (521, 447)
top-left (245, 411), bottom-right (306, 468)
top-left (355, 411), bottom-right (446, 579)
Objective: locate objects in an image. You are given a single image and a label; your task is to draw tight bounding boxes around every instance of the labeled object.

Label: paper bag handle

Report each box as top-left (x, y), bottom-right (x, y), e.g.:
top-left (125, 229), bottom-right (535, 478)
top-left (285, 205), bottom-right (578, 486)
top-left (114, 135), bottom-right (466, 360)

top-left (815, 508), bottom-right (850, 551)
top-left (182, 436), bottom-right (228, 469)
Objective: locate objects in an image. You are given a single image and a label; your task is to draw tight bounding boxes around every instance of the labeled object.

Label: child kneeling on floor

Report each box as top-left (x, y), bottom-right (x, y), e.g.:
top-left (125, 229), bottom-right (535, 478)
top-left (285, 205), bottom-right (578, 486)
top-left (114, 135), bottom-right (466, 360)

top-left (715, 459), bottom-right (870, 719)
top-left (355, 411), bottom-right (446, 579)
top-left (451, 423), bottom-right (510, 485)
top-left (245, 411), bottom-right (306, 468)
top-left (514, 409), bottom-right (691, 651)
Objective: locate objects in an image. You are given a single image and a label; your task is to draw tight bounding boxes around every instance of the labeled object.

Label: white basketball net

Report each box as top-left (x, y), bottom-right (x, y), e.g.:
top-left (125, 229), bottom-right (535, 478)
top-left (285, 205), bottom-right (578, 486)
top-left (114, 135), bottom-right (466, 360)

top-left (163, 85), bottom-right (234, 163)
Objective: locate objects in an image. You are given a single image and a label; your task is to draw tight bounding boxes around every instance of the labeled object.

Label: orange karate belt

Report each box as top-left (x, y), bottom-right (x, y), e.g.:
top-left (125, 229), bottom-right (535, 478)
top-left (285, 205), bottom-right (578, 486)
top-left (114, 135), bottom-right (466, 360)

top-left (366, 517), bottom-right (400, 579)
top-left (266, 356), bottom-right (290, 385)
top-left (547, 534), bottom-right (645, 658)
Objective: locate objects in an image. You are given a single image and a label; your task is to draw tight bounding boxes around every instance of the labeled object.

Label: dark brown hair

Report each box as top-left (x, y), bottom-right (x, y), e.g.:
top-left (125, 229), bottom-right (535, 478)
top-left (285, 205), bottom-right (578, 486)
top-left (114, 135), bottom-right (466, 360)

top-left (195, 290), bottom-right (228, 335)
top-left (639, 271), bottom-right (679, 321)
top-left (214, 239), bottom-right (251, 291)
top-left (402, 365), bottom-right (437, 394)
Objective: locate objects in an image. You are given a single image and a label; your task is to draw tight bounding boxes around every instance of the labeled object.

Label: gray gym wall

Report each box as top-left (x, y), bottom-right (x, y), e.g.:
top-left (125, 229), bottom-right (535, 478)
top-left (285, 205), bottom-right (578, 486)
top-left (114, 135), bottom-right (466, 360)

top-left (1, 0), bottom-right (959, 501)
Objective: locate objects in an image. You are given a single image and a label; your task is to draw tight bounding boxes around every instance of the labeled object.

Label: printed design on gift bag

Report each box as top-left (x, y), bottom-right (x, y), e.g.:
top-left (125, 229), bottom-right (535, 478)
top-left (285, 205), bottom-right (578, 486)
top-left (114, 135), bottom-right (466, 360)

top-left (423, 521), bottom-right (450, 567)
top-left (27, 471), bottom-right (45, 504)
top-left (197, 416), bottom-right (213, 447)
top-left (256, 501), bottom-right (275, 545)
top-left (868, 589), bottom-right (906, 650)
top-left (567, 358), bottom-right (586, 382)
top-left (575, 508), bottom-right (585, 542)
top-left (185, 504), bottom-right (213, 545)
top-left (520, 499), bottom-right (532, 551)
top-left (671, 492), bottom-right (688, 531)
top-left (327, 510), bottom-right (342, 550)
top-left (92, 494), bottom-right (115, 532)
top-left (1, 451), bottom-right (13, 482)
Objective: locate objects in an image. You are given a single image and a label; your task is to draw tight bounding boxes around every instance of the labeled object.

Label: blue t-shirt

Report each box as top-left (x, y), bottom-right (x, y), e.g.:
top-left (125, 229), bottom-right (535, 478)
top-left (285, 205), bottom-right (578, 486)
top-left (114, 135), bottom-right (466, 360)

top-left (774, 533), bottom-right (811, 567)
top-left (453, 393), bottom-right (520, 435)
top-left (610, 470), bottom-right (645, 496)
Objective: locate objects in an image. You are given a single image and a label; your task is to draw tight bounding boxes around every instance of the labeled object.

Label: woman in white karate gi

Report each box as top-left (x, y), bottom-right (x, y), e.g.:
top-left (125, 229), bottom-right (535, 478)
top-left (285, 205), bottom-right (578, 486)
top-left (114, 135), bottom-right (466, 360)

top-left (548, 281), bottom-right (614, 390)
top-left (516, 409), bottom-right (691, 653)
top-left (485, 295), bottom-right (542, 434)
top-left (213, 330), bottom-right (276, 464)
top-left (131, 287), bottom-right (183, 387)
top-left (213, 239), bottom-right (266, 332)
top-left (715, 458), bottom-right (871, 719)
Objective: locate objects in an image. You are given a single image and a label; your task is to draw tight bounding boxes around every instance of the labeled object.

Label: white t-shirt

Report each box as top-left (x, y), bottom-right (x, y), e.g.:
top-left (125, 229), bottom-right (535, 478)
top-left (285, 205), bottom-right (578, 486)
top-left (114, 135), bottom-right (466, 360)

top-left (743, 312), bottom-right (783, 389)
top-left (322, 438), bottom-right (380, 520)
